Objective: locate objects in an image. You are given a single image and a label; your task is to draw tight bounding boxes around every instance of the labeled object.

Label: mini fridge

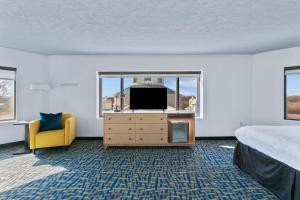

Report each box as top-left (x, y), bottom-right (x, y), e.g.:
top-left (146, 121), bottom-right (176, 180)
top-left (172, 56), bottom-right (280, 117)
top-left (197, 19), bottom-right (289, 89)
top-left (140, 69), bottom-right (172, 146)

top-left (169, 120), bottom-right (189, 143)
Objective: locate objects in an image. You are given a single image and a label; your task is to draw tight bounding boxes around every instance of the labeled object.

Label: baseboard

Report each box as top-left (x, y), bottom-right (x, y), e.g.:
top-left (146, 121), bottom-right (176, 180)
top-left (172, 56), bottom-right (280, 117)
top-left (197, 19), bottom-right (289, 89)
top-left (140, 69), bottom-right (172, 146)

top-left (196, 136), bottom-right (236, 140)
top-left (0, 137), bottom-right (235, 148)
top-left (0, 141), bottom-right (24, 148)
top-left (0, 137), bottom-right (235, 147)
top-left (76, 137), bottom-right (103, 140)
top-left (75, 136), bottom-right (235, 141)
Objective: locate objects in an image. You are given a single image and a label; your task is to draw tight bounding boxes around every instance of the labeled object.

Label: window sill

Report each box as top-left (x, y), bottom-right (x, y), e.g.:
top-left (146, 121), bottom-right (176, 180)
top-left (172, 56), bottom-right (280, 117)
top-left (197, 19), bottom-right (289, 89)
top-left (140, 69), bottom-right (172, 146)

top-left (284, 118), bottom-right (300, 121)
top-left (0, 119), bottom-right (17, 124)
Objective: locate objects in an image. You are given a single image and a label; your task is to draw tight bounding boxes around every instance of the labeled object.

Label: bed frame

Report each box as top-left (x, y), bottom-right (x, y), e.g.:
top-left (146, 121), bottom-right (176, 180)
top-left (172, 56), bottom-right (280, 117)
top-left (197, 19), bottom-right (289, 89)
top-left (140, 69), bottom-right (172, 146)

top-left (234, 141), bottom-right (300, 200)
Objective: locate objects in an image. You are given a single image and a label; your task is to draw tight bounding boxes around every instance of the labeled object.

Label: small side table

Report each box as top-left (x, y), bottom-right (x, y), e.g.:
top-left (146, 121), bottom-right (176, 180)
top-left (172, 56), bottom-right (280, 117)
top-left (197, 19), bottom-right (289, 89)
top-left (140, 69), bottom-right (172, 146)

top-left (13, 121), bottom-right (32, 155)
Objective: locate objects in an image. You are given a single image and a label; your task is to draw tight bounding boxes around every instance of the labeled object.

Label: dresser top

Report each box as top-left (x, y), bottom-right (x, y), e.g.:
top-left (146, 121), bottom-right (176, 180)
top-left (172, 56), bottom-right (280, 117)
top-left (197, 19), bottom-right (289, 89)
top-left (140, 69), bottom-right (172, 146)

top-left (103, 110), bottom-right (195, 114)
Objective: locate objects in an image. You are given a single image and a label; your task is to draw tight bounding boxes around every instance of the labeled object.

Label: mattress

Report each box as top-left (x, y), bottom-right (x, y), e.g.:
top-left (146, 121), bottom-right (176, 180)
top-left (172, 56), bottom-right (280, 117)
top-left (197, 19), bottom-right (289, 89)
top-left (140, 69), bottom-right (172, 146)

top-left (235, 126), bottom-right (300, 171)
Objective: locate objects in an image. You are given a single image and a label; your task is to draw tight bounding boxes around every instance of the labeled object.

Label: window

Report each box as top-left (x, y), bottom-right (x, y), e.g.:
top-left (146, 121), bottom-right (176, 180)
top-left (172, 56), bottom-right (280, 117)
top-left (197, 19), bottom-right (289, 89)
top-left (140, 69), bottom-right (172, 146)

top-left (123, 77), bottom-right (133, 110)
top-left (0, 67), bottom-right (16, 121)
top-left (164, 77), bottom-right (177, 110)
top-left (284, 66), bottom-right (300, 120)
top-left (179, 77), bottom-right (198, 112)
top-left (101, 77), bottom-right (121, 111)
top-left (97, 71), bottom-right (202, 117)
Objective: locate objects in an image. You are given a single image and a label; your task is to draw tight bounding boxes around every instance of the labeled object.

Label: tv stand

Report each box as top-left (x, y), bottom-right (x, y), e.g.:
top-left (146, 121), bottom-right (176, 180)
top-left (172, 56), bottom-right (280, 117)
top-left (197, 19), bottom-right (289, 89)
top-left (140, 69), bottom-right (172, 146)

top-left (103, 111), bottom-right (195, 150)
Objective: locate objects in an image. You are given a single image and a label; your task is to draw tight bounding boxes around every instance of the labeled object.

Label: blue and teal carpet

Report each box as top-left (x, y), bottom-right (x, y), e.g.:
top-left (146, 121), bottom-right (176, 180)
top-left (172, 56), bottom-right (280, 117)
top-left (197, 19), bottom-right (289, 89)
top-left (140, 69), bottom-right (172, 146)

top-left (0, 140), bottom-right (278, 199)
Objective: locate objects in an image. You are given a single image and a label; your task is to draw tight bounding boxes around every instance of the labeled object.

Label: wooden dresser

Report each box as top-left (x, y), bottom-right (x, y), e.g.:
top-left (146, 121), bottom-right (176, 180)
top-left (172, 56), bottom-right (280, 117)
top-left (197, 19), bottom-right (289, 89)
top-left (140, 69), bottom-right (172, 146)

top-left (103, 112), bottom-right (194, 150)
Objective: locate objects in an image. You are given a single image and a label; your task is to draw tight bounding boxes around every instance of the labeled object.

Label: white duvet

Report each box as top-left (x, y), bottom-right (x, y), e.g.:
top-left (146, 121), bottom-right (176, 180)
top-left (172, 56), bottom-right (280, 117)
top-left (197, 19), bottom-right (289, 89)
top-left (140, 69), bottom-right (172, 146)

top-left (235, 126), bottom-right (300, 171)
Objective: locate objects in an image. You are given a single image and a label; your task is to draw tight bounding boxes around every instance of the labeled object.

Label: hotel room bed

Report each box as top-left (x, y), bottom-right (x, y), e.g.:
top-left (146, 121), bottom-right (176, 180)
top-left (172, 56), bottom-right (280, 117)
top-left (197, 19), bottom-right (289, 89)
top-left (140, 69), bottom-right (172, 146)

top-left (234, 126), bottom-right (300, 200)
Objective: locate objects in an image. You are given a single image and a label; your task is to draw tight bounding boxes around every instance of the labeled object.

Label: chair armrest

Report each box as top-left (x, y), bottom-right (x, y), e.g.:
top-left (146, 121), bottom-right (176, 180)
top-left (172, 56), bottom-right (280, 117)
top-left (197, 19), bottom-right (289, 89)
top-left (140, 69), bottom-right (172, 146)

top-left (29, 120), bottom-right (40, 149)
top-left (65, 116), bottom-right (76, 145)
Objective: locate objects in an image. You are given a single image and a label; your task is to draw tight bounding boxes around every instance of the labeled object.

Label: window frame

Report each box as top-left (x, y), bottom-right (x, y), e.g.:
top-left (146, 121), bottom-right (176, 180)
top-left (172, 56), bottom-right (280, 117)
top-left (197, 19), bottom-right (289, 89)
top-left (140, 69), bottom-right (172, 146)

top-left (97, 71), bottom-right (203, 118)
top-left (0, 66), bottom-right (17, 122)
top-left (284, 66), bottom-right (300, 121)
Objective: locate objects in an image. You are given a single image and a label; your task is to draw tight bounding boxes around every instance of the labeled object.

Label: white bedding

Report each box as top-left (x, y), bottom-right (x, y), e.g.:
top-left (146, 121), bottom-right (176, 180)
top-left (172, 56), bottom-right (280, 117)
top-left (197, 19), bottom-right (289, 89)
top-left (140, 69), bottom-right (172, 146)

top-left (235, 126), bottom-right (300, 171)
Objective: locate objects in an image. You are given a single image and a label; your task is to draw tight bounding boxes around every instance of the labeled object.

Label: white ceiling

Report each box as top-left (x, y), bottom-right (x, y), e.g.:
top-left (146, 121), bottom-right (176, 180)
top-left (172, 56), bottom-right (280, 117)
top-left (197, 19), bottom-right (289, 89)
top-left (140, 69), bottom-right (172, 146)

top-left (1, 0), bottom-right (300, 55)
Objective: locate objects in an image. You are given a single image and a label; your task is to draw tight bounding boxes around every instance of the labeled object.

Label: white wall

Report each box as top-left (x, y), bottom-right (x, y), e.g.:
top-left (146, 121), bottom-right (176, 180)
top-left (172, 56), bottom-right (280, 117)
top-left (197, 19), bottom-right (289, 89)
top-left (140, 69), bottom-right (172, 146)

top-left (252, 46), bottom-right (300, 125)
top-left (3, 45), bottom-right (300, 143)
top-left (47, 55), bottom-right (253, 137)
top-left (0, 47), bottom-right (47, 144)
top-left (2, 45), bottom-right (300, 143)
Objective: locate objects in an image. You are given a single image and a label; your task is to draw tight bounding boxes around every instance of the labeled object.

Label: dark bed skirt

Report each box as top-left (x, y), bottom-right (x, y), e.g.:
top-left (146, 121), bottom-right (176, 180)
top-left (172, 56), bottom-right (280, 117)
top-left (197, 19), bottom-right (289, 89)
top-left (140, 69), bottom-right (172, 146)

top-left (234, 141), bottom-right (300, 200)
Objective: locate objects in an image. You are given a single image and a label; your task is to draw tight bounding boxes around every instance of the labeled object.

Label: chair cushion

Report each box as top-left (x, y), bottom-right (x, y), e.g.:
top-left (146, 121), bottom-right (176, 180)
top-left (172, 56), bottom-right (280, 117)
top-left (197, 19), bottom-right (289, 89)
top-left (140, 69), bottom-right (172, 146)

top-left (35, 129), bottom-right (65, 148)
top-left (39, 112), bottom-right (62, 132)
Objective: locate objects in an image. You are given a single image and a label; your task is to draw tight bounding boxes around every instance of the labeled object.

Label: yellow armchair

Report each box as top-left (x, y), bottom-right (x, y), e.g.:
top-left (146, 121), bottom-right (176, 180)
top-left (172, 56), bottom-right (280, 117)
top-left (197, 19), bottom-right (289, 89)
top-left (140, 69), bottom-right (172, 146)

top-left (29, 113), bottom-right (76, 154)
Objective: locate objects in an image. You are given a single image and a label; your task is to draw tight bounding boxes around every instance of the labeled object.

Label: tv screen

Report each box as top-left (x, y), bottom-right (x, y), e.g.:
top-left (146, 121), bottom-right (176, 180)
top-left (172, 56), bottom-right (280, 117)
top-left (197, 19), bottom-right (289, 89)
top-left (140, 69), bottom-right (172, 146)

top-left (130, 88), bottom-right (167, 110)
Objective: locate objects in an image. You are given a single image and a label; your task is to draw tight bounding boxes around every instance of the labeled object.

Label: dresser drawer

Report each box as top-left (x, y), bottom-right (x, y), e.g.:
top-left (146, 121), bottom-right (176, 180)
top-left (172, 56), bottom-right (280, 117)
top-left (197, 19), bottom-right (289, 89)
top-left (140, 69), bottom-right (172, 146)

top-left (104, 114), bottom-right (135, 124)
top-left (136, 124), bottom-right (168, 134)
top-left (136, 134), bottom-right (167, 144)
top-left (104, 134), bottom-right (135, 144)
top-left (105, 124), bottom-right (135, 134)
top-left (135, 114), bottom-right (167, 124)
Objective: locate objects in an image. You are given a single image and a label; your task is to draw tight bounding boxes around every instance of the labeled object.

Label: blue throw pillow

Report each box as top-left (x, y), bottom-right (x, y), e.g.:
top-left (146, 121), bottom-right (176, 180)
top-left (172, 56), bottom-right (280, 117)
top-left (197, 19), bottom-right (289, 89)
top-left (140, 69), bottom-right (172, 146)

top-left (39, 113), bottom-right (63, 132)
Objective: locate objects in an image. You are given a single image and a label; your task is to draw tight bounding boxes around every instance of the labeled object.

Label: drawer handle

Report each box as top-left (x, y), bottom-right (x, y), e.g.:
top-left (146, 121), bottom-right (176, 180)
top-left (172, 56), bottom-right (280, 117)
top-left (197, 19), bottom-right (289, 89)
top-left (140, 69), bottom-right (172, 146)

top-left (140, 118), bottom-right (143, 120)
top-left (140, 138), bottom-right (143, 141)
top-left (108, 138), bottom-right (111, 140)
top-left (108, 128), bottom-right (111, 130)
top-left (160, 128), bottom-right (163, 130)
top-left (129, 138), bottom-right (132, 140)
top-left (129, 128), bottom-right (132, 130)
top-left (161, 118), bottom-right (163, 120)
top-left (108, 117), bottom-right (111, 120)
top-left (140, 128), bottom-right (143, 131)
top-left (129, 118), bottom-right (132, 120)
top-left (161, 138), bottom-right (164, 141)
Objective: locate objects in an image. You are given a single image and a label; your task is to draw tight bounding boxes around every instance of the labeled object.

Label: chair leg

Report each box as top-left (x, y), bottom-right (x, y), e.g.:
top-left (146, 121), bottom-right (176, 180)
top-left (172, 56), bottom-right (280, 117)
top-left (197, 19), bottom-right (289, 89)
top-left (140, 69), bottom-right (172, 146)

top-left (65, 146), bottom-right (69, 151)
top-left (33, 149), bottom-right (36, 154)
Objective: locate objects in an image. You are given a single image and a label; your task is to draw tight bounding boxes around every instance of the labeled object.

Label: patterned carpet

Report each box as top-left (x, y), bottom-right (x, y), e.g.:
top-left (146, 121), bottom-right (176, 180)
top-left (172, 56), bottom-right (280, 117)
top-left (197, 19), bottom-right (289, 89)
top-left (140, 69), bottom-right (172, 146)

top-left (0, 140), bottom-right (278, 199)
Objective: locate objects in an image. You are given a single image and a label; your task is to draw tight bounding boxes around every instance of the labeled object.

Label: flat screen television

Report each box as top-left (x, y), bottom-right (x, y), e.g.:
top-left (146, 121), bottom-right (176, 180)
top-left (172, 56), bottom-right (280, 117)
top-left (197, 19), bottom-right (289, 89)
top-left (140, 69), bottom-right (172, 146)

top-left (130, 88), bottom-right (167, 110)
